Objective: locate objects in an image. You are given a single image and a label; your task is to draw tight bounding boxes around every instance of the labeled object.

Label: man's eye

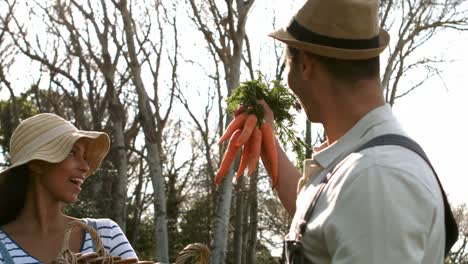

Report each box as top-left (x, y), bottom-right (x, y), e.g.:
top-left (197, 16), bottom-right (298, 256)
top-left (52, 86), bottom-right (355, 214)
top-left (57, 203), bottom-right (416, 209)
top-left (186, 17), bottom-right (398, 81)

top-left (69, 150), bottom-right (76, 156)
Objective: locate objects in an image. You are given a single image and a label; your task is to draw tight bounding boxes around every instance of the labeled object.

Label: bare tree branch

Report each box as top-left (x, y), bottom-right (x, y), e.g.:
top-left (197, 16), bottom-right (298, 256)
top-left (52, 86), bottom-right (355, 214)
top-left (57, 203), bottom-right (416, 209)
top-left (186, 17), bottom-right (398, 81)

top-left (382, 0), bottom-right (468, 106)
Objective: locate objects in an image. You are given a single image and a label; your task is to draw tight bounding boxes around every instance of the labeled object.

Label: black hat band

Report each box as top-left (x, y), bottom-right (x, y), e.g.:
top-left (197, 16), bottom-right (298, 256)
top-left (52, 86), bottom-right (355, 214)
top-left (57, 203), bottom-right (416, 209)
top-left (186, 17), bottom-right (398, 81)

top-left (286, 19), bottom-right (380, 50)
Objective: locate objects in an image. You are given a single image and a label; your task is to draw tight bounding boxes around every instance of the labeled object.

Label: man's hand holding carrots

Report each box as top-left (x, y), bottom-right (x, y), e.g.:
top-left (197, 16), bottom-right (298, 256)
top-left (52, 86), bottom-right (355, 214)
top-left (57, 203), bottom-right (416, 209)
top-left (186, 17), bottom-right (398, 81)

top-left (214, 77), bottom-right (300, 190)
top-left (215, 99), bottom-right (279, 189)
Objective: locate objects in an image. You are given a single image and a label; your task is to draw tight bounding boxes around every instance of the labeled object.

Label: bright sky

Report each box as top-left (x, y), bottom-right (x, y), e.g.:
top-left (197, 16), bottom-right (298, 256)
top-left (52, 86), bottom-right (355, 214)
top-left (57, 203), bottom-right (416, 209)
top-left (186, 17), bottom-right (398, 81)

top-left (392, 44), bottom-right (468, 206)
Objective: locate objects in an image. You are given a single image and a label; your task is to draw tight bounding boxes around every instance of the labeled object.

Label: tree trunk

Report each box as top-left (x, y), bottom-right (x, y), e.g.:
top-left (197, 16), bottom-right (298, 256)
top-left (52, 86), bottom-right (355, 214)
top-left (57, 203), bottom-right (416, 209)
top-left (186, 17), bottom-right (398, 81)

top-left (211, 152), bottom-right (239, 263)
top-left (147, 141), bottom-right (169, 262)
top-left (185, 0), bottom-right (255, 260)
top-left (245, 170), bottom-right (258, 264)
top-left (166, 170), bottom-right (179, 260)
top-left (109, 112), bottom-right (128, 230)
top-left (104, 51), bottom-right (128, 230)
top-left (211, 57), bottom-right (239, 264)
top-left (233, 177), bottom-right (245, 264)
top-left (117, 0), bottom-right (169, 261)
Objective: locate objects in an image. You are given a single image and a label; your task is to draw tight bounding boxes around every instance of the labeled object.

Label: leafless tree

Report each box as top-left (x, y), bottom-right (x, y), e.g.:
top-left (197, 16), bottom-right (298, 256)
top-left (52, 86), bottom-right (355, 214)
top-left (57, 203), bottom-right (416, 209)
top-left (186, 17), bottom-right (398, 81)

top-left (113, 0), bottom-right (179, 261)
top-left (0, 0), bottom-right (20, 139)
top-left (380, 0), bottom-right (468, 106)
top-left (187, 0), bottom-right (255, 263)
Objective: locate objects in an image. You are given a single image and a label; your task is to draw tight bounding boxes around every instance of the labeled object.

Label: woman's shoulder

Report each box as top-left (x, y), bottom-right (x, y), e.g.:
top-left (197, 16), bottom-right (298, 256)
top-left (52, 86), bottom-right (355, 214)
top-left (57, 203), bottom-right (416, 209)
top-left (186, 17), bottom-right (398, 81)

top-left (81, 218), bottom-right (137, 259)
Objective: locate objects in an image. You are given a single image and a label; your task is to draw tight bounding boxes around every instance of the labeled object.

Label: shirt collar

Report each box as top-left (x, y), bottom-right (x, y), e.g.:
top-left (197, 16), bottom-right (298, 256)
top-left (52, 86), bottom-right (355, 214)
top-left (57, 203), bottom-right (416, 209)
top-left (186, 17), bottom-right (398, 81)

top-left (312, 104), bottom-right (395, 168)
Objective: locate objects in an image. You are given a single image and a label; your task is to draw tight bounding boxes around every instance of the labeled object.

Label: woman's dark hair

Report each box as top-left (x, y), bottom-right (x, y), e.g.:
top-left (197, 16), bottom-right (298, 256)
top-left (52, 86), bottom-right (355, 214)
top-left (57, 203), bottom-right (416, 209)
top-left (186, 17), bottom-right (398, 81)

top-left (0, 165), bottom-right (30, 226)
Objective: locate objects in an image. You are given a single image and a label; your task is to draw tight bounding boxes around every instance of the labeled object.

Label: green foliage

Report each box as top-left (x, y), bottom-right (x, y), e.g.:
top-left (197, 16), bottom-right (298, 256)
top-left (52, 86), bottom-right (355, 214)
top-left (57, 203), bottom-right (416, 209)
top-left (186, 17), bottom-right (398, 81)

top-left (0, 90), bottom-right (39, 162)
top-left (176, 195), bottom-right (213, 261)
top-left (129, 216), bottom-right (156, 261)
top-left (225, 73), bottom-right (308, 166)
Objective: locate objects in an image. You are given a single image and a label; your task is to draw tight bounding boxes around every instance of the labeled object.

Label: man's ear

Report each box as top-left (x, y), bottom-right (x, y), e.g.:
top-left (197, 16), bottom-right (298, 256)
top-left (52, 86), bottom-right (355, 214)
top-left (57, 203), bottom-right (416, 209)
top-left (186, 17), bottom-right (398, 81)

top-left (301, 52), bottom-right (316, 81)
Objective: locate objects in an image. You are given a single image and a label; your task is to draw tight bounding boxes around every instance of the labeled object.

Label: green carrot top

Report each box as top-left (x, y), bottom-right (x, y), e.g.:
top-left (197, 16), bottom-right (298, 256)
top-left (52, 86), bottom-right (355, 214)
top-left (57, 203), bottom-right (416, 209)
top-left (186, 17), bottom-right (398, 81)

top-left (225, 76), bottom-right (301, 127)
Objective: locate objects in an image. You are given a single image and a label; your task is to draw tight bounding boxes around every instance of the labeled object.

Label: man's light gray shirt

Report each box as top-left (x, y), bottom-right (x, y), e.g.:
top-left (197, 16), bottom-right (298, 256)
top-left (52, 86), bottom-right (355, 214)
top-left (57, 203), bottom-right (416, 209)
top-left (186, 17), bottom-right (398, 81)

top-left (289, 104), bottom-right (445, 264)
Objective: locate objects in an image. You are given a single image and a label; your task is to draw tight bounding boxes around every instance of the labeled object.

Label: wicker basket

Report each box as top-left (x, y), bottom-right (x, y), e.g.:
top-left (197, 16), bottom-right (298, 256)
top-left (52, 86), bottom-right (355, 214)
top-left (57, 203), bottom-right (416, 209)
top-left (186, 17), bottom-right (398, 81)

top-left (52, 220), bottom-right (153, 264)
top-left (52, 220), bottom-right (210, 264)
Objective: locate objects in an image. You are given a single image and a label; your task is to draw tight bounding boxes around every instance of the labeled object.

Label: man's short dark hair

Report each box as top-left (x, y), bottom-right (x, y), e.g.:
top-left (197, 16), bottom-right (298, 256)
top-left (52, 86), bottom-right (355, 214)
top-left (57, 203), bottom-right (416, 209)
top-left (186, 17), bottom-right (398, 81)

top-left (286, 46), bottom-right (380, 83)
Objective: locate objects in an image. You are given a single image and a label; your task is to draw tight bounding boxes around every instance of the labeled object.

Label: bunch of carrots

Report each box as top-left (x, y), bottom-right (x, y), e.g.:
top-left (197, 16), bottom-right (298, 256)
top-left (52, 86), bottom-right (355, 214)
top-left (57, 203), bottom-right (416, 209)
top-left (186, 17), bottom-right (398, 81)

top-left (215, 106), bottom-right (278, 188)
top-left (214, 77), bottom-right (300, 190)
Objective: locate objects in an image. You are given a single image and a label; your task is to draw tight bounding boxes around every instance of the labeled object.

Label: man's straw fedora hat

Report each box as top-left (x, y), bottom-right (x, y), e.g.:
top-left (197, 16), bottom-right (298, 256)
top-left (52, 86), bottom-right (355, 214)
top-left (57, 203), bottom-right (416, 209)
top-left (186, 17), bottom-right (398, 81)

top-left (0, 113), bottom-right (110, 178)
top-left (269, 0), bottom-right (390, 60)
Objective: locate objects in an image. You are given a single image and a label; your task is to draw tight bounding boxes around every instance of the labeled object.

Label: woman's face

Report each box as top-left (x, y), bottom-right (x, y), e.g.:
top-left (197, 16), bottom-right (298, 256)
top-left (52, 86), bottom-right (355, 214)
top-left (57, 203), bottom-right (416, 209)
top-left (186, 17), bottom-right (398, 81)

top-left (33, 139), bottom-right (90, 204)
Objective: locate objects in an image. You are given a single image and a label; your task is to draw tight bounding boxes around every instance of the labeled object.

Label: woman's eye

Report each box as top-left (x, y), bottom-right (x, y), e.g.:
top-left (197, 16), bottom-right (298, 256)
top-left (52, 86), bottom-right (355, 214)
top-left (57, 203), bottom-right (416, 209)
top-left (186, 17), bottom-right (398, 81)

top-left (69, 150), bottom-right (76, 156)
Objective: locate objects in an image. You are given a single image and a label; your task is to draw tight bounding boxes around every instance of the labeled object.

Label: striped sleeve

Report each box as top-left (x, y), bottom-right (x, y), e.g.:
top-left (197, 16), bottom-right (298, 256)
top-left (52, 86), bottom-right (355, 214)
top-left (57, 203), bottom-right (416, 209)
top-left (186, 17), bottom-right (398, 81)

top-left (80, 218), bottom-right (137, 259)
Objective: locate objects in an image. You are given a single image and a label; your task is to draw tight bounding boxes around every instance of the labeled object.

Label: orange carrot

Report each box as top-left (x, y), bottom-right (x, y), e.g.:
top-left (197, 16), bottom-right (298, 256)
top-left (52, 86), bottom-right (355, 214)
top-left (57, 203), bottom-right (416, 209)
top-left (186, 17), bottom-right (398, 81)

top-left (235, 114), bottom-right (258, 147)
top-left (215, 129), bottom-right (242, 185)
top-left (235, 138), bottom-right (251, 183)
top-left (218, 113), bottom-right (248, 145)
top-left (247, 127), bottom-right (262, 177)
top-left (260, 122), bottom-right (278, 189)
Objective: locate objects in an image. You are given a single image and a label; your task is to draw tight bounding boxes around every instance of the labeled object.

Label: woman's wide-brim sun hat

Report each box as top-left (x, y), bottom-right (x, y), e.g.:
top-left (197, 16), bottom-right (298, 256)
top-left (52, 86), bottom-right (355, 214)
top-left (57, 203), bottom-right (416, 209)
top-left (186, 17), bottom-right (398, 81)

top-left (0, 113), bottom-right (110, 177)
top-left (269, 0), bottom-right (390, 60)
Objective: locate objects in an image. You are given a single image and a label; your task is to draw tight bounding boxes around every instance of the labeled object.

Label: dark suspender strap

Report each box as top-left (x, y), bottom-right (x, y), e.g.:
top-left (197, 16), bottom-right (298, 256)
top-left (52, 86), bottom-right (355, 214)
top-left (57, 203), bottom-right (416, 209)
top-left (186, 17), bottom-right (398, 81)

top-left (355, 134), bottom-right (458, 256)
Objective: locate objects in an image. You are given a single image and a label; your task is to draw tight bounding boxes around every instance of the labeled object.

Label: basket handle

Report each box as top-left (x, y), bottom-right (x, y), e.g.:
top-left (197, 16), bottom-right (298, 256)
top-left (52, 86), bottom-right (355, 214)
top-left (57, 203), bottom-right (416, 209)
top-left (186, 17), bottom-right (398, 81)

top-left (60, 220), bottom-right (106, 255)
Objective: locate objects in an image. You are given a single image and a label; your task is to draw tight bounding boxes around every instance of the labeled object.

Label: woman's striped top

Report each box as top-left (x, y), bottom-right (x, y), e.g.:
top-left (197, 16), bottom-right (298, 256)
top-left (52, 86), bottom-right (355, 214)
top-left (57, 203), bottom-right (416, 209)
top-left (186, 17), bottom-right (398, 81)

top-left (0, 218), bottom-right (137, 263)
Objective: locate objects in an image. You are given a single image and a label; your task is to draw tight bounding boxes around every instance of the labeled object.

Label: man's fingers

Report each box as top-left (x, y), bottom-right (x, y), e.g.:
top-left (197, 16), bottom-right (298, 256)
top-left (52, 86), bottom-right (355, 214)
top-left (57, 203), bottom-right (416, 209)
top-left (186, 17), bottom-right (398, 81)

top-left (234, 105), bottom-right (245, 117)
top-left (235, 101), bottom-right (274, 127)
